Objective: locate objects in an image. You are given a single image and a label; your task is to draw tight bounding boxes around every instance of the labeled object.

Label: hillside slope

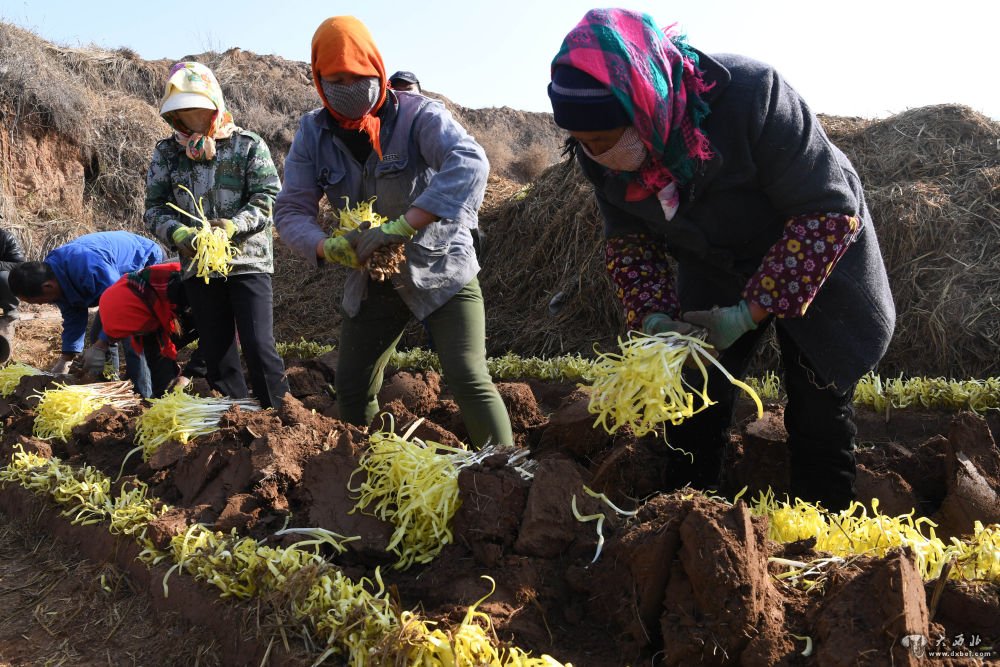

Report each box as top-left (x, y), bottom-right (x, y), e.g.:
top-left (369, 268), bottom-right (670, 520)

top-left (2, 23), bottom-right (998, 377)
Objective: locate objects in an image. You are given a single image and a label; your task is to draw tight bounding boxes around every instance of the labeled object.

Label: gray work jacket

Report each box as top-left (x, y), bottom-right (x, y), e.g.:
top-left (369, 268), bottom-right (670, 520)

top-left (275, 91), bottom-right (487, 319)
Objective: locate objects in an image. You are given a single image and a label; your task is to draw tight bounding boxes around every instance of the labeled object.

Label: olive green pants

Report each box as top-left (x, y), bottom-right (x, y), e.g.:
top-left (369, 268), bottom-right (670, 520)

top-left (336, 277), bottom-right (513, 447)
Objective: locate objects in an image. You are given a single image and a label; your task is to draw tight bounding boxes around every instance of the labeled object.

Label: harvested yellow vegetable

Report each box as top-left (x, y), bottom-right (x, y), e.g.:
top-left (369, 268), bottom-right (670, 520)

top-left (335, 195), bottom-right (389, 231)
top-left (350, 419), bottom-right (472, 569)
top-left (390, 347), bottom-right (598, 383)
top-left (32, 381), bottom-right (139, 441)
top-left (334, 196), bottom-right (403, 281)
top-left (275, 338), bottom-right (335, 359)
top-left (1, 448), bottom-right (574, 666)
top-left (134, 388), bottom-right (259, 461)
top-left (0, 362), bottom-right (46, 397)
top-left (571, 485), bottom-right (638, 564)
top-left (402, 577), bottom-right (573, 666)
top-left (854, 373), bottom-right (1000, 414)
top-left (167, 184), bottom-right (239, 283)
top-left (0, 445), bottom-right (163, 536)
top-left (750, 491), bottom-right (1000, 582)
top-left (585, 331), bottom-right (763, 437)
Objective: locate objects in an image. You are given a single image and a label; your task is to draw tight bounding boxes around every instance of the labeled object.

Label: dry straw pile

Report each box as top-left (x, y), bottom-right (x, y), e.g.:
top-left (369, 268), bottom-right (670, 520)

top-left (826, 105), bottom-right (1000, 378)
top-left (479, 161), bottom-right (622, 358)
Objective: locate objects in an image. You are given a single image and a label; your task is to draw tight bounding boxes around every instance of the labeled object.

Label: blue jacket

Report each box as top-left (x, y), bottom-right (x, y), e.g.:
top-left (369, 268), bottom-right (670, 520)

top-left (275, 91), bottom-right (488, 320)
top-left (579, 52), bottom-right (895, 389)
top-left (47, 231), bottom-right (164, 352)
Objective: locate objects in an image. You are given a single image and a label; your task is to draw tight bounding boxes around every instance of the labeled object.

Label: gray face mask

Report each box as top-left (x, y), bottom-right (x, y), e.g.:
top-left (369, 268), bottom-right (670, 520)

top-left (321, 77), bottom-right (381, 120)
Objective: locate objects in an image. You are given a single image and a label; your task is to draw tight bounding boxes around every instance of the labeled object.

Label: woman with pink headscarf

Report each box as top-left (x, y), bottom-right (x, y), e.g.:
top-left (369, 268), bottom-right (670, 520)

top-left (548, 9), bottom-right (895, 510)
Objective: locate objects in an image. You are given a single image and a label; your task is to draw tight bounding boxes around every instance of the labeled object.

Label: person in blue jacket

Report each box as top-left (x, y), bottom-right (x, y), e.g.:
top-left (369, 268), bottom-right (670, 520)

top-left (275, 16), bottom-right (512, 447)
top-left (9, 231), bottom-right (164, 396)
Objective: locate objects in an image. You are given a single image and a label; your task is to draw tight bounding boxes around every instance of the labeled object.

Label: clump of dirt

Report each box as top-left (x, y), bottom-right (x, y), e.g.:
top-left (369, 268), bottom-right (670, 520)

top-left (811, 551), bottom-right (929, 666)
top-left (376, 370), bottom-right (442, 418)
top-left (497, 382), bottom-right (547, 431)
top-left (374, 398), bottom-right (464, 448)
top-left (934, 412), bottom-right (1000, 538)
top-left (453, 450), bottom-right (533, 567)
top-left (66, 405), bottom-right (141, 474)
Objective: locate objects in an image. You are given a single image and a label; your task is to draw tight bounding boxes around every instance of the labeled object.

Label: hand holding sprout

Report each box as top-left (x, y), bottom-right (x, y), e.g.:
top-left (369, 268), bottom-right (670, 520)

top-left (329, 197), bottom-right (407, 281)
top-left (584, 330), bottom-right (763, 438)
top-left (167, 184), bottom-right (239, 283)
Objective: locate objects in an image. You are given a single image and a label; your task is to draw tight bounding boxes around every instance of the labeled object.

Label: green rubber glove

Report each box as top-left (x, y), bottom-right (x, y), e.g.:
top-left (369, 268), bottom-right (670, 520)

top-left (641, 312), bottom-right (700, 337)
top-left (322, 235), bottom-right (361, 268)
top-left (682, 300), bottom-right (758, 351)
top-left (354, 215), bottom-right (417, 263)
top-left (171, 225), bottom-right (197, 258)
top-left (208, 218), bottom-right (237, 239)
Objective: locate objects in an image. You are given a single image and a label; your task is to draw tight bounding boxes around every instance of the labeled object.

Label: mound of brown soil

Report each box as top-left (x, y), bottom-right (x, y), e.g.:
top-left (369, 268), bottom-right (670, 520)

top-left (1, 366), bottom-right (996, 665)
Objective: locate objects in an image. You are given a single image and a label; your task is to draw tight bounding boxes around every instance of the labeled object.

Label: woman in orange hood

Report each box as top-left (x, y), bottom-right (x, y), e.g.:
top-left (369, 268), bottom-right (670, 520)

top-left (275, 17), bottom-right (512, 447)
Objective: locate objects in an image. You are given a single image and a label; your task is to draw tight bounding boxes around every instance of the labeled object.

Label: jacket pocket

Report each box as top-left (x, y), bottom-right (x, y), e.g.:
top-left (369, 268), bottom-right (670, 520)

top-left (374, 158), bottom-right (416, 218)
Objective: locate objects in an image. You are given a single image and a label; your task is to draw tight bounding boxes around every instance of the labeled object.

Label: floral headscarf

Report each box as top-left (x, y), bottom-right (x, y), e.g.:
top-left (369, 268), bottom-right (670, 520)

top-left (311, 16), bottom-right (388, 159)
top-left (552, 9), bottom-right (714, 201)
top-left (159, 62), bottom-right (237, 161)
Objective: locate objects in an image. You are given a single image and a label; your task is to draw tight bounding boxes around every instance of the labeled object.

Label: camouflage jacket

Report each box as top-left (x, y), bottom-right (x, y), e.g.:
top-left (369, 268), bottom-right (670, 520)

top-left (144, 129), bottom-right (280, 277)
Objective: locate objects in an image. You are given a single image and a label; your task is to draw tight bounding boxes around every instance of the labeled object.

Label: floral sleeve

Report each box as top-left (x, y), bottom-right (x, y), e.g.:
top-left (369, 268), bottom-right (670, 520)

top-left (606, 234), bottom-right (680, 330)
top-left (744, 212), bottom-right (860, 318)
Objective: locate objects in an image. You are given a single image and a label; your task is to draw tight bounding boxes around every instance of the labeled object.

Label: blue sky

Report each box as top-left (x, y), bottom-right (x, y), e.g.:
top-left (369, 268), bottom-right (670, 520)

top-left (3, 0), bottom-right (997, 119)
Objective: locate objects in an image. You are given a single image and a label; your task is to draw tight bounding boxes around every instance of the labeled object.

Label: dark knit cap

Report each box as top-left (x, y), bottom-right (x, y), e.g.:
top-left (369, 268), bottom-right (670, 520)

top-left (547, 65), bottom-right (630, 131)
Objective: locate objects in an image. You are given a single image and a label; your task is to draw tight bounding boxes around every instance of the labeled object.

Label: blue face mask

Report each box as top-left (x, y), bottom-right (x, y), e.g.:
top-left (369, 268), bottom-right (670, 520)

top-left (321, 77), bottom-right (380, 120)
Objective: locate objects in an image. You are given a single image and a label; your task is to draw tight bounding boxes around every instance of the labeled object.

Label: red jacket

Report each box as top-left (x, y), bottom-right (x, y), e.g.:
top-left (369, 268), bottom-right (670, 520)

top-left (98, 262), bottom-right (183, 359)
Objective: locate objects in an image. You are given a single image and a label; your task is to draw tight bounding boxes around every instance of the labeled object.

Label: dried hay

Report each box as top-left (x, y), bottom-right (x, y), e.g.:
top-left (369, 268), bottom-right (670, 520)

top-left (480, 173), bottom-right (525, 216)
top-left (86, 93), bottom-right (171, 226)
top-left (842, 105), bottom-right (1000, 377)
top-left (271, 239), bottom-right (345, 345)
top-left (0, 23), bottom-right (94, 144)
top-left (478, 159), bottom-right (622, 357)
top-left (0, 517), bottom-right (223, 665)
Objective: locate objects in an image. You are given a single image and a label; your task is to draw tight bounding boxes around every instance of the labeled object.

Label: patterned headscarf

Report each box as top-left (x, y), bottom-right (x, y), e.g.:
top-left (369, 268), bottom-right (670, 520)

top-left (159, 62), bottom-right (237, 161)
top-left (311, 16), bottom-right (388, 159)
top-left (551, 9), bottom-right (714, 201)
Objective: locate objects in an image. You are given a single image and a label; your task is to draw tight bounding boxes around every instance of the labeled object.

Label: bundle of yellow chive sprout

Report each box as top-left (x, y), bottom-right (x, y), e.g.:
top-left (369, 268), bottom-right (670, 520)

top-left (167, 184), bottom-right (239, 283)
top-left (585, 331), bottom-right (763, 437)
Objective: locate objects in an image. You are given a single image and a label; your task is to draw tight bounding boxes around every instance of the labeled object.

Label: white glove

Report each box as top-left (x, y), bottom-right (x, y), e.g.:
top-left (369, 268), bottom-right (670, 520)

top-left (49, 357), bottom-right (73, 375)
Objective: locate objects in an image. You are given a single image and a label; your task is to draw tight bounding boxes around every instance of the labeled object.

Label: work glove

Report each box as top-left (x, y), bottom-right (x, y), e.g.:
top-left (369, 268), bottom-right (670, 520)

top-left (322, 230), bottom-right (363, 269)
top-left (641, 312), bottom-right (701, 337)
top-left (682, 300), bottom-right (758, 351)
top-left (208, 218), bottom-right (237, 239)
top-left (49, 357), bottom-right (73, 375)
top-left (80, 346), bottom-right (107, 377)
top-left (171, 225), bottom-right (198, 258)
top-left (353, 215), bottom-right (416, 263)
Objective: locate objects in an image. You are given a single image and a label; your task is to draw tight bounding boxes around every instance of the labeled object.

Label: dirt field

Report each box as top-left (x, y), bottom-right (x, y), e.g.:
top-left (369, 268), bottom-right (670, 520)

top-left (0, 317), bottom-right (997, 666)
